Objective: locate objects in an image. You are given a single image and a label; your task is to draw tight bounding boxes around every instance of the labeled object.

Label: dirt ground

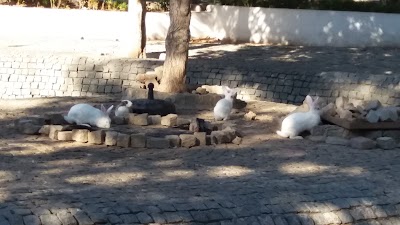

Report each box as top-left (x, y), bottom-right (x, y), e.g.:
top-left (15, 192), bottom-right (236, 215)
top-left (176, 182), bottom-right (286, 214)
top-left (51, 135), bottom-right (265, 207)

top-left (0, 95), bottom-right (298, 147)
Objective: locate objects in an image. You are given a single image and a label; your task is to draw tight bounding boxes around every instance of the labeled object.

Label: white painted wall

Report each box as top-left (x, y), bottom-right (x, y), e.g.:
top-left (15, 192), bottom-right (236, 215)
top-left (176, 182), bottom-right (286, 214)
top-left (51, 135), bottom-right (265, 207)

top-left (1, 5), bottom-right (399, 47)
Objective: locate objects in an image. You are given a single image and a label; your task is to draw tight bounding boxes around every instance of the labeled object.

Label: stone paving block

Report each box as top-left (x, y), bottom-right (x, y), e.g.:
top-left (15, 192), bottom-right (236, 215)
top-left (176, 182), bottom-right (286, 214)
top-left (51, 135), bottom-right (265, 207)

top-left (119, 214), bottom-right (139, 223)
top-left (106, 214), bottom-right (122, 224)
top-left (177, 210), bottom-right (194, 222)
top-left (32, 207), bottom-right (51, 215)
top-left (350, 137), bottom-right (376, 149)
top-left (194, 132), bottom-right (207, 146)
top-left (73, 211), bottom-right (93, 225)
top-left (136, 212), bottom-right (154, 224)
top-left (49, 125), bottom-right (64, 140)
top-left (297, 214), bottom-right (315, 225)
top-left (12, 208), bottom-right (32, 216)
top-left (23, 215), bottom-right (41, 225)
top-left (273, 215), bottom-right (289, 225)
top-left (180, 134), bottom-right (197, 148)
top-left (376, 137), bottom-right (397, 150)
top-left (148, 115), bottom-right (162, 125)
top-left (161, 114), bottom-right (178, 127)
top-left (370, 205), bottom-right (388, 218)
top-left (85, 212), bottom-right (107, 224)
top-left (117, 132), bottom-right (130, 147)
top-left (157, 203), bottom-right (176, 212)
top-left (164, 212), bottom-right (183, 223)
top-left (38, 125), bottom-right (51, 135)
top-left (87, 130), bottom-right (105, 144)
top-left (40, 214), bottom-right (62, 225)
top-left (325, 136), bottom-right (350, 146)
top-left (257, 214), bottom-right (275, 225)
top-left (132, 113), bottom-right (149, 126)
top-left (57, 131), bottom-right (73, 141)
top-left (218, 208), bottom-right (236, 220)
top-left (150, 213), bottom-right (167, 223)
top-left (71, 129), bottom-right (89, 143)
top-left (350, 206), bottom-right (377, 220)
top-left (130, 133), bottom-right (146, 148)
top-left (335, 209), bottom-right (354, 224)
top-left (284, 214), bottom-right (301, 225)
top-left (310, 212), bottom-right (341, 225)
top-left (189, 210), bottom-right (209, 223)
top-left (165, 135), bottom-right (181, 148)
top-left (146, 137), bottom-right (170, 149)
top-left (56, 211), bottom-right (78, 225)
top-left (105, 131), bottom-right (118, 146)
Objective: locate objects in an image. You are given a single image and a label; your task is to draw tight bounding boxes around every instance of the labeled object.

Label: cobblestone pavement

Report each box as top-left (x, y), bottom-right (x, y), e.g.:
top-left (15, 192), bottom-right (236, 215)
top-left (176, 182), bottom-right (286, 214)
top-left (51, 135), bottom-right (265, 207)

top-left (0, 130), bottom-right (400, 225)
top-left (0, 95), bottom-right (400, 225)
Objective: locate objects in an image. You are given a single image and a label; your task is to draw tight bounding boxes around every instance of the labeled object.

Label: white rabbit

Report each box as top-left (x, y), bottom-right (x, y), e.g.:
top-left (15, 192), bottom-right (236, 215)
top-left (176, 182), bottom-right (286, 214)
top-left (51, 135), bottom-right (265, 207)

top-left (213, 86), bottom-right (237, 121)
top-left (115, 100), bottom-right (132, 118)
top-left (64, 103), bottom-right (114, 129)
top-left (276, 95), bottom-right (321, 139)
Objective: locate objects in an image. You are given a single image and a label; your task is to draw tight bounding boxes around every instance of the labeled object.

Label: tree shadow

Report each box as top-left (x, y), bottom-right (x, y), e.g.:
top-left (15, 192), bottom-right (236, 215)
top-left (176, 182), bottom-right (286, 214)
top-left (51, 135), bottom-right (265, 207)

top-left (0, 98), bottom-right (399, 224)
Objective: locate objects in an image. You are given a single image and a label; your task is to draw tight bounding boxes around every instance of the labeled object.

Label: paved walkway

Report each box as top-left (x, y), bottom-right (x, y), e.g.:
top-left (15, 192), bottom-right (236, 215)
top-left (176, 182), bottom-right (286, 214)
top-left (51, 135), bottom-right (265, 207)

top-left (0, 132), bottom-right (400, 225)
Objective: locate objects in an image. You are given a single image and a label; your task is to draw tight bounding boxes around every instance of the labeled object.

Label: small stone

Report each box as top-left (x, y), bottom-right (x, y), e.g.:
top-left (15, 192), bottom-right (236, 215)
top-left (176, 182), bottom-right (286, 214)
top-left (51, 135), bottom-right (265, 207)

top-left (376, 107), bottom-right (398, 122)
top-left (49, 125), bottom-right (64, 140)
top-left (222, 126), bottom-right (236, 142)
top-left (117, 133), bottom-right (130, 147)
top-left (192, 90), bottom-right (198, 94)
top-left (325, 136), bottom-right (350, 146)
top-left (196, 87), bottom-right (208, 95)
top-left (88, 130), bottom-right (105, 144)
top-left (211, 130), bottom-right (229, 144)
top-left (39, 125), bottom-right (51, 135)
top-left (130, 133), bottom-right (146, 148)
top-left (350, 136), bottom-right (376, 149)
top-left (161, 114), bottom-right (178, 127)
top-left (364, 100), bottom-right (381, 111)
top-left (321, 102), bottom-right (336, 117)
top-left (189, 118), bottom-right (199, 132)
top-left (194, 132), bottom-right (206, 146)
top-left (308, 135), bottom-right (326, 143)
top-left (179, 134), bottom-right (197, 148)
top-left (232, 136), bottom-right (242, 145)
top-left (244, 111), bottom-right (257, 121)
top-left (71, 129), bottom-right (89, 143)
top-left (113, 116), bottom-right (127, 125)
top-left (165, 135), bottom-right (181, 148)
top-left (105, 131), bottom-right (118, 146)
top-left (366, 110), bottom-right (379, 123)
top-left (148, 115), bottom-right (162, 125)
top-left (337, 108), bottom-right (353, 120)
top-left (335, 96), bottom-right (348, 109)
top-left (177, 118), bottom-right (191, 127)
top-left (376, 137), bottom-right (397, 150)
top-left (146, 137), bottom-right (170, 149)
top-left (127, 113), bottom-right (137, 124)
top-left (132, 113), bottom-right (149, 126)
top-left (57, 131), bottom-right (73, 141)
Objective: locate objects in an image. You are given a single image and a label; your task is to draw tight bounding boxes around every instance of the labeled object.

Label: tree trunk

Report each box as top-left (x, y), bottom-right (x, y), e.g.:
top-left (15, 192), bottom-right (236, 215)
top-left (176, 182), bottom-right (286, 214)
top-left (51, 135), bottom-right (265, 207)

top-left (159, 0), bottom-right (191, 93)
top-left (127, 0), bottom-right (147, 58)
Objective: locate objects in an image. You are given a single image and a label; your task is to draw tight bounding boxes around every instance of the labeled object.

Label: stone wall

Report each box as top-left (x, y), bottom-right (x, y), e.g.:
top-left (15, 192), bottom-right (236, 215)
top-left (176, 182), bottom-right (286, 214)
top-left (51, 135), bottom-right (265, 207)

top-left (0, 53), bottom-right (399, 106)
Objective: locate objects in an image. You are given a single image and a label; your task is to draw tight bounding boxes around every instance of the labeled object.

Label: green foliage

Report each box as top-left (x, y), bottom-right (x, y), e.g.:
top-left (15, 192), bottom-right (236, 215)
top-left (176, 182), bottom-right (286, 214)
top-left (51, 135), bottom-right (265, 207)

top-left (117, 1), bottom-right (127, 10)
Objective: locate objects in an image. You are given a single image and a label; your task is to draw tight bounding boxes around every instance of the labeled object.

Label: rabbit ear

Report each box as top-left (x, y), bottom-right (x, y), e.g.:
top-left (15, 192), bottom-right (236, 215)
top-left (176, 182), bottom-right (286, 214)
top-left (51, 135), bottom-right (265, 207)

top-left (106, 105), bottom-right (114, 115)
top-left (304, 95), bottom-right (314, 106)
top-left (101, 104), bottom-right (107, 113)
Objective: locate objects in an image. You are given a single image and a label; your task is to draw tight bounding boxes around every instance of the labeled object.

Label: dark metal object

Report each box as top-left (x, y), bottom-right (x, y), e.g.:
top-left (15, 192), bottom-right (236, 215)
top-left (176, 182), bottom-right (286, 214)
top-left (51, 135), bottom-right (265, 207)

top-left (130, 83), bottom-right (176, 116)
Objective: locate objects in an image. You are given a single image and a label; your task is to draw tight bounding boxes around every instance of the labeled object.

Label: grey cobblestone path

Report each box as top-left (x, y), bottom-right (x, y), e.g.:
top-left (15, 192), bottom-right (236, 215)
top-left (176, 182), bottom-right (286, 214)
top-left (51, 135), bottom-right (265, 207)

top-left (0, 133), bottom-right (399, 225)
